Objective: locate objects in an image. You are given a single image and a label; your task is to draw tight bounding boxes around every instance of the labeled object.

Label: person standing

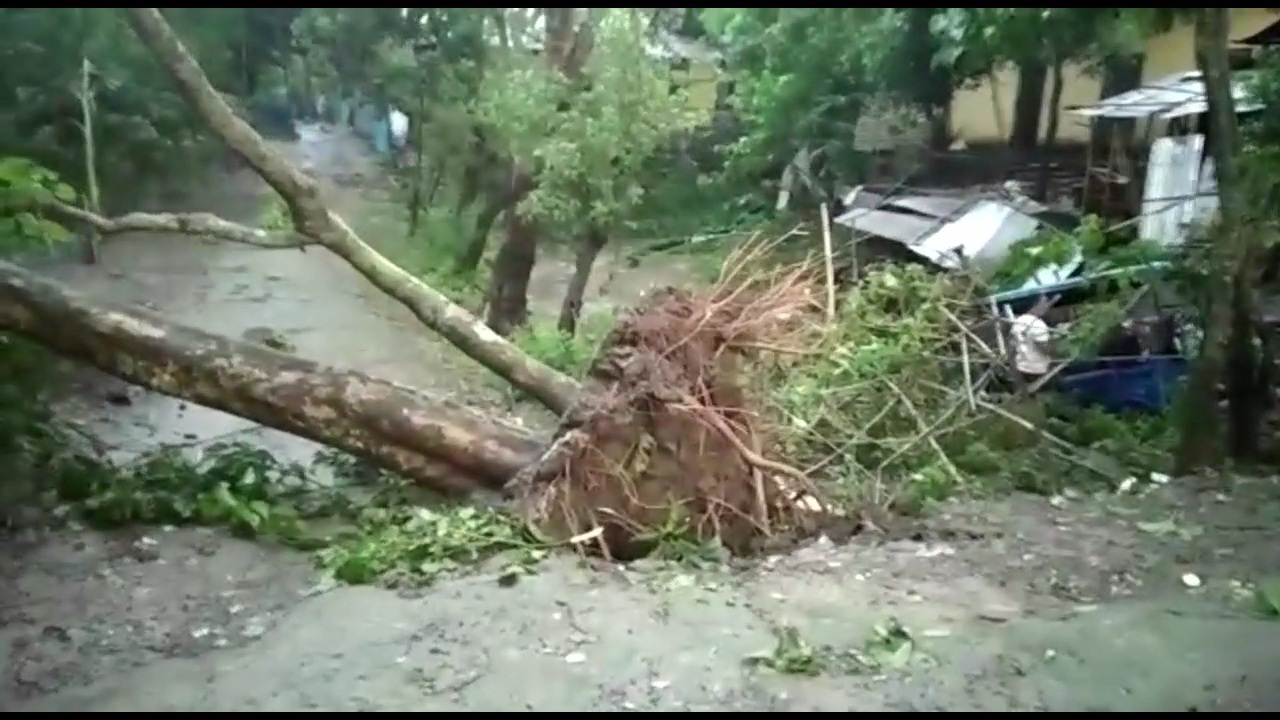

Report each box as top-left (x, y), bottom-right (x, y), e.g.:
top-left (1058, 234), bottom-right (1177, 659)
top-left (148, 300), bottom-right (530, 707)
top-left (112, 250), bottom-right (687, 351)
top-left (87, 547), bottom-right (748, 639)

top-left (1010, 296), bottom-right (1057, 386)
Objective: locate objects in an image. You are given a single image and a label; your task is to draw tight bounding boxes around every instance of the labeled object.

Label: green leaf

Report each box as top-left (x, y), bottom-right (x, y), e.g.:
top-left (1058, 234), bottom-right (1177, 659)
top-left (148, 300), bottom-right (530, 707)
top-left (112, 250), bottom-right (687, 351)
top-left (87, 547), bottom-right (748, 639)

top-left (54, 183), bottom-right (77, 203)
top-left (36, 218), bottom-right (70, 243)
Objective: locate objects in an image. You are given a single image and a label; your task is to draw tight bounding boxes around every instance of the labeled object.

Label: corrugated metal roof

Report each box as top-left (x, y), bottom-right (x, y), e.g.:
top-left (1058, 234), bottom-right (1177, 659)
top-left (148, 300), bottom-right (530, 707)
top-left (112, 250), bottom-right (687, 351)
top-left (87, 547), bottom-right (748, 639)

top-left (884, 195), bottom-right (969, 219)
top-left (834, 189), bottom-right (1082, 294)
top-left (835, 207), bottom-right (942, 245)
top-left (1068, 70), bottom-right (1262, 120)
top-left (1237, 17), bottom-right (1280, 46)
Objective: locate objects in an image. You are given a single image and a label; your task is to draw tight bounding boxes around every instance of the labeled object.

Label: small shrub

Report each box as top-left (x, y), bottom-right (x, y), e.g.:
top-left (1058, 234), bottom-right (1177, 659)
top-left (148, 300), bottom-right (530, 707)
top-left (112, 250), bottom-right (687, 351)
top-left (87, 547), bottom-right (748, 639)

top-left (512, 311), bottom-right (615, 378)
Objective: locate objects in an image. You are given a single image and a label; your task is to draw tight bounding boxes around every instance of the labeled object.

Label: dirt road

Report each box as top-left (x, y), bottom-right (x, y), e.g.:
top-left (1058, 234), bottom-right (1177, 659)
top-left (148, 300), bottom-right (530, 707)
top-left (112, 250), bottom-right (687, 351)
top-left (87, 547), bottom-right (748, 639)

top-left (3, 126), bottom-right (1279, 712)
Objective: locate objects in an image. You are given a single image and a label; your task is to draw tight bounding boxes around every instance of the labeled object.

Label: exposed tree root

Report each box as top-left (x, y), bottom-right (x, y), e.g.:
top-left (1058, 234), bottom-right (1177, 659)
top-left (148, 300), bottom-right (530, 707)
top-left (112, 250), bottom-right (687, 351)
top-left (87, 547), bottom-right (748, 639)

top-left (512, 247), bottom-right (827, 559)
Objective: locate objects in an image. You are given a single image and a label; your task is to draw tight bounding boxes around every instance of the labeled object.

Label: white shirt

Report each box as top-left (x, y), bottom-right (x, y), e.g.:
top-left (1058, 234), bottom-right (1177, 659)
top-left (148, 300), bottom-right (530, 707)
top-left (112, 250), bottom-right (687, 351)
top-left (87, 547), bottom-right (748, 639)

top-left (1010, 314), bottom-right (1052, 375)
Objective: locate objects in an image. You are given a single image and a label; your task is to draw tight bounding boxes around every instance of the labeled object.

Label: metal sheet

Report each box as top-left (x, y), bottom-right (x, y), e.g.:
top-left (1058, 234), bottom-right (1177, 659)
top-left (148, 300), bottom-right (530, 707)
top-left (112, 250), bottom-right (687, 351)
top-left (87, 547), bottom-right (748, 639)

top-left (833, 207), bottom-right (940, 245)
top-left (884, 195), bottom-right (969, 219)
top-left (1068, 70), bottom-right (1261, 120)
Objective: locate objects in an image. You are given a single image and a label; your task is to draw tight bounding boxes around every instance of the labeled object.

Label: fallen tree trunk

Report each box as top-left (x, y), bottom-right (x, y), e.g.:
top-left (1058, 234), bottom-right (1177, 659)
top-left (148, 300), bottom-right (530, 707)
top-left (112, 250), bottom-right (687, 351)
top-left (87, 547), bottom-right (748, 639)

top-left (125, 8), bottom-right (581, 416)
top-left (0, 259), bottom-right (543, 493)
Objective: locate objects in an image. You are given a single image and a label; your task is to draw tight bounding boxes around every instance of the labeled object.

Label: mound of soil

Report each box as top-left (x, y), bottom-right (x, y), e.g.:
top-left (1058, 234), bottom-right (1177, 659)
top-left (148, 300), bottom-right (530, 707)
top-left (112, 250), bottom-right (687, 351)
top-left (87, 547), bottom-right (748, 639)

top-left (512, 277), bottom-right (820, 560)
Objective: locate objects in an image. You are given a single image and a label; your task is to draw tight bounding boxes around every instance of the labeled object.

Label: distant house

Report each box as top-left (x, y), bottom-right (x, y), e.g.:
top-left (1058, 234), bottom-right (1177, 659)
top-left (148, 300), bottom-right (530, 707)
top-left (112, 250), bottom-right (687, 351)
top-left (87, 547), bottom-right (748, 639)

top-left (949, 8), bottom-right (1280, 144)
top-left (650, 30), bottom-right (725, 123)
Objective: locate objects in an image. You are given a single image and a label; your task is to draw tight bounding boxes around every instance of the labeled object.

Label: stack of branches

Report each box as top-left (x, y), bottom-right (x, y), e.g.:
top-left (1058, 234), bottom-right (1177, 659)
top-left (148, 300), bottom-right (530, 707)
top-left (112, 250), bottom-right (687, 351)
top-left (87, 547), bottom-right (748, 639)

top-left (762, 262), bottom-right (1135, 520)
top-left (510, 240), bottom-right (827, 560)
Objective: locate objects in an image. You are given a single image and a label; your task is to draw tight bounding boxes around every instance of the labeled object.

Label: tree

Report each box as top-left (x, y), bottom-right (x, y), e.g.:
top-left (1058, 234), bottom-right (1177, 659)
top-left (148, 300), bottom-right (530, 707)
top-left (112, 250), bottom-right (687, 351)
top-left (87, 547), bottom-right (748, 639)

top-left (475, 9), bottom-right (697, 335)
top-left (0, 8), bottom-right (587, 500)
top-left (121, 9), bottom-right (580, 416)
top-left (701, 8), bottom-right (900, 191)
top-left (932, 10), bottom-right (1148, 162)
top-left (0, 10), bottom-right (818, 555)
top-left (0, 258), bottom-right (540, 491)
top-left (1174, 8), bottom-right (1255, 471)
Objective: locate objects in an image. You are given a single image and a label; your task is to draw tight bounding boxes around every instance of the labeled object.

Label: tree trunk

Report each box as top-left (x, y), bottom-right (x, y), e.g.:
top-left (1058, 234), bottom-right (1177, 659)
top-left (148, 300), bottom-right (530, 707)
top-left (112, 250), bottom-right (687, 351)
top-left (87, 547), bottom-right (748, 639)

top-left (1034, 58), bottom-right (1066, 201)
top-left (457, 159), bottom-right (525, 274)
top-left (1010, 59), bottom-right (1047, 153)
top-left (486, 176), bottom-right (539, 336)
top-left (900, 8), bottom-right (953, 150)
top-left (126, 9), bottom-right (580, 416)
top-left (424, 164), bottom-right (445, 208)
top-left (457, 193), bottom-right (505, 274)
top-left (406, 93), bottom-right (428, 238)
top-left (1091, 53), bottom-right (1144, 150)
top-left (1226, 276), bottom-right (1262, 459)
top-left (480, 9), bottom-right (596, 337)
top-left (78, 55), bottom-right (102, 265)
top-left (0, 260), bottom-right (542, 493)
top-left (1176, 8), bottom-right (1250, 473)
top-left (456, 161), bottom-right (483, 219)
top-left (455, 127), bottom-right (489, 219)
top-left (558, 226), bottom-right (607, 336)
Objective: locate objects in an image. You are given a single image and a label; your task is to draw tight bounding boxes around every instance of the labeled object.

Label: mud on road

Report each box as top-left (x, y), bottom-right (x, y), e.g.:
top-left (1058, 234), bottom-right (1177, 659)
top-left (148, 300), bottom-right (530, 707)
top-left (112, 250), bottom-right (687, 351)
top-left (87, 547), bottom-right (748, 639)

top-left (3, 126), bottom-right (1280, 711)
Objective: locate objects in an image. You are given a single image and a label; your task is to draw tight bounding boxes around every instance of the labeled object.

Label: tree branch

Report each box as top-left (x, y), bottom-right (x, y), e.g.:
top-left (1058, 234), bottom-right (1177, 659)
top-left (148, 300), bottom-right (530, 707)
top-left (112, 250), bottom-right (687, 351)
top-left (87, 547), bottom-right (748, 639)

top-left (125, 8), bottom-right (582, 415)
top-left (10, 199), bottom-right (311, 249)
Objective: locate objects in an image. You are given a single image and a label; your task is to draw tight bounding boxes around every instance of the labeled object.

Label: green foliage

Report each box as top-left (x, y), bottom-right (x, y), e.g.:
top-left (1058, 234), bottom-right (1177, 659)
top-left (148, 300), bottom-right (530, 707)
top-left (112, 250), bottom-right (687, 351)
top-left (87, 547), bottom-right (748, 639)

top-left (0, 9), bottom-right (296, 203)
top-left (931, 9), bottom-right (1153, 77)
top-left (745, 619), bottom-right (917, 676)
top-left (319, 504), bottom-right (544, 587)
top-left (0, 335), bottom-right (547, 587)
top-left (54, 442), bottom-right (337, 546)
top-left (259, 192), bottom-right (292, 231)
top-left (766, 264), bottom-right (1175, 515)
top-left (0, 335), bottom-right (61, 472)
top-left (996, 215), bottom-right (1172, 286)
top-left (511, 312), bottom-right (615, 378)
top-left (699, 8), bottom-right (1166, 202)
top-left (476, 9), bottom-right (699, 236)
top-left (701, 9), bottom-right (895, 185)
top-left (1239, 49), bottom-right (1280, 227)
top-left (0, 156), bottom-right (78, 252)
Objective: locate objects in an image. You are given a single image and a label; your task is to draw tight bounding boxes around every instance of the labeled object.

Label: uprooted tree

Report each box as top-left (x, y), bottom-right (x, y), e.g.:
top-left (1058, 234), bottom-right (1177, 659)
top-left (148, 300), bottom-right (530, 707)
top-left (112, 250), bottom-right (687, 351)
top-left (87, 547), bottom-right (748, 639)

top-left (0, 8), bottom-right (814, 557)
top-left (6, 9), bottom-right (1268, 559)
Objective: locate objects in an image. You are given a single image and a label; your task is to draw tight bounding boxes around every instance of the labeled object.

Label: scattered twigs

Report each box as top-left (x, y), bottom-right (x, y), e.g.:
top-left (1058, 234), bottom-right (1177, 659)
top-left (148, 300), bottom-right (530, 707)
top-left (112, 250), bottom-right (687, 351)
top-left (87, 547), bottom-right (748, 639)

top-left (883, 379), bottom-right (965, 487)
top-left (874, 369), bottom-right (993, 474)
top-left (913, 378), bottom-right (1128, 482)
top-left (802, 397), bottom-right (900, 475)
top-left (939, 305), bottom-right (1001, 361)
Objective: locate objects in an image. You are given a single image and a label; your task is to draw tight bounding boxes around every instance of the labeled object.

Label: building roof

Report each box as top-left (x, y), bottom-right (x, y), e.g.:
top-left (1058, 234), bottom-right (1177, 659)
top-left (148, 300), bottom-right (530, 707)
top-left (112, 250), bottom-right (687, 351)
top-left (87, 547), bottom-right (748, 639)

top-left (1237, 17), bottom-right (1280, 46)
top-left (1066, 70), bottom-right (1262, 120)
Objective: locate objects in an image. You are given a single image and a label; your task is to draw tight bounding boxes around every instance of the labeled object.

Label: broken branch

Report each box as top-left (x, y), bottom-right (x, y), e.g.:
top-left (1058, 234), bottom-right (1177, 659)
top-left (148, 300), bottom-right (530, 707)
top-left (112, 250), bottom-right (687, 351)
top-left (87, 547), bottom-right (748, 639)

top-left (125, 8), bottom-right (582, 415)
top-left (10, 199), bottom-right (310, 249)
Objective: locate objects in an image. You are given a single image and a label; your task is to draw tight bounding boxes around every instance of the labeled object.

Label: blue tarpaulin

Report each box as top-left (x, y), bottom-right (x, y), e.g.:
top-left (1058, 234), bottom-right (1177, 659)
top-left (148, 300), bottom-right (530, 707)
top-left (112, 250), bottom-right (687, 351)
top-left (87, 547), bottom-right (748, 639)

top-left (1056, 355), bottom-right (1188, 413)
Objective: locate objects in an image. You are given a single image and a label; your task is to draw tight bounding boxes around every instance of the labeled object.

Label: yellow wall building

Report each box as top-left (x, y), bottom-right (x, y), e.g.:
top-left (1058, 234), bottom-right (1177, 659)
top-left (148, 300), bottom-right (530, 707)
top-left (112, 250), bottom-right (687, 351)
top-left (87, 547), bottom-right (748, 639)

top-left (949, 8), bottom-right (1280, 144)
top-left (659, 31), bottom-right (723, 123)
